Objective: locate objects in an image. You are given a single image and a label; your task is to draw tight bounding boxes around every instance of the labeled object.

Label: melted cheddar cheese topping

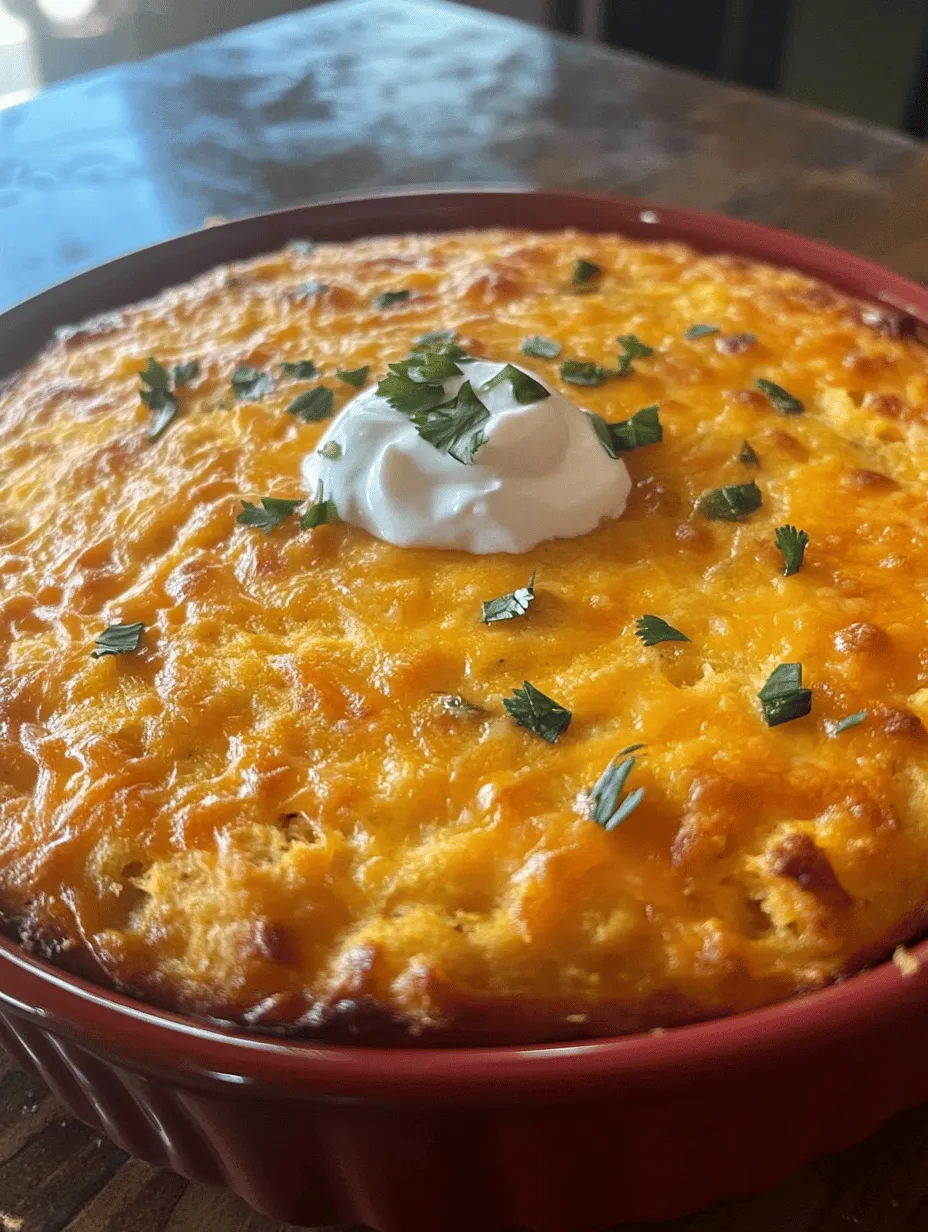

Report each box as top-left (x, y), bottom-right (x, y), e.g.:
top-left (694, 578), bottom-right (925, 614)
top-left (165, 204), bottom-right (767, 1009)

top-left (3, 228), bottom-right (928, 1043)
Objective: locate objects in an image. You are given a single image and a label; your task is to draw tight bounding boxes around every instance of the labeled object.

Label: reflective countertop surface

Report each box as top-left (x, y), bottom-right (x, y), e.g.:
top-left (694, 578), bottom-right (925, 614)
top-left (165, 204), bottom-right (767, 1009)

top-left (2, 0), bottom-right (928, 310)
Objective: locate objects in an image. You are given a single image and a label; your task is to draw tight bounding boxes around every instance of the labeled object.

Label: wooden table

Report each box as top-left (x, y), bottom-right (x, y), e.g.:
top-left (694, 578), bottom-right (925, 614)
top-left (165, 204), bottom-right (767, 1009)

top-left (3, 1), bottom-right (928, 1227)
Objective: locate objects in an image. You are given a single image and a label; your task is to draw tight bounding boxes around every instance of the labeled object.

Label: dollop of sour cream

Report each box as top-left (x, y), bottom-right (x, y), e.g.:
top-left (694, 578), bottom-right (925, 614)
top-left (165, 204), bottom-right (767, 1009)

top-left (302, 359), bottom-right (631, 554)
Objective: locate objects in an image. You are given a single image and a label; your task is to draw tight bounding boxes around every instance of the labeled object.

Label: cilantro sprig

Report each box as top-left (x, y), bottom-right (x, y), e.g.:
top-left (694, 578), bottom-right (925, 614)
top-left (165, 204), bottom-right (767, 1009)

top-left (91, 621), bottom-right (146, 659)
top-left (237, 497), bottom-right (302, 534)
top-left (588, 405), bottom-right (662, 456)
top-left (232, 365), bottom-right (275, 402)
top-left (775, 525), bottom-right (809, 576)
top-left (635, 615), bottom-right (690, 645)
top-left (481, 364), bottom-right (549, 404)
top-left (504, 681), bottom-right (571, 743)
top-left (758, 663), bottom-right (812, 727)
top-left (377, 337), bottom-right (465, 416)
top-left (756, 378), bottom-right (804, 415)
top-left (337, 366), bottom-right (370, 387)
top-left (571, 259), bottom-right (601, 287)
top-left (373, 289), bottom-right (411, 309)
top-left (411, 380), bottom-right (490, 464)
top-left (482, 574), bottom-right (535, 624)
top-left (287, 387), bottom-right (334, 421)
top-left (616, 334), bottom-right (653, 375)
top-left (522, 336), bottom-right (561, 359)
top-left (300, 485), bottom-right (340, 529)
top-left (139, 357), bottom-right (199, 440)
top-left (699, 480), bottom-right (762, 521)
top-left (433, 693), bottom-right (486, 717)
top-left (560, 360), bottom-right (613, 387)
top-left (828, 709), bottom-right (868, 736)
top-left (280, 360), bottom-right (318, 380)
top-left (588, 749), bottom-right (646, 830)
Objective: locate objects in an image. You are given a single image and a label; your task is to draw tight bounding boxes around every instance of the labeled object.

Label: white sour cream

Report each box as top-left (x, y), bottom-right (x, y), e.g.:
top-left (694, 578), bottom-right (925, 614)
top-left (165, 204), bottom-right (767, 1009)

top-left (302, 359), bottom-right (631, 554)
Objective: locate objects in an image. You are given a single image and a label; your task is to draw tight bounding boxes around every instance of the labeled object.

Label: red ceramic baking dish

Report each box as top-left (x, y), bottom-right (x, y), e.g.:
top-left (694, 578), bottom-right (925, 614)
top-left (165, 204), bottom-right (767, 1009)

top-left (4, 189), bottom-right (928, 1232)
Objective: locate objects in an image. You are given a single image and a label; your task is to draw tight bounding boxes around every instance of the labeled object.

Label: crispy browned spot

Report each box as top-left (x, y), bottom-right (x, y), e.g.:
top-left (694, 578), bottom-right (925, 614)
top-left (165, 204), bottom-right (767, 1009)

top-left (759, 426), bottom-right (809, 460)
top-left (834, 622), bottom-right (889, 654)
top-left (769, 833), bottom-right (853, 908)
top-left (730, 389), bottom-right (766, 408)
top-left (715, 333), bottom-right (757, 356)
top-left (674, 522), bottom-right (711, 549)
top-left (463, 269), bottom-right (522, 303)
top-left (862, 392), bottom-right (905, 419)
top-left (253, 918), bottom-right (295, 965)
top-left (457, 336), bottom-right (486, 354)
top-left (671, 776), bottom-right (732, 869)
top-left (851, 304), bottom-right (928, 344)
top-left (842, 468), bottom-right (898, 491)
top-left (871, 705), bottom-right (926, 742)
top-left (799, 286), bottom-right (840, 310)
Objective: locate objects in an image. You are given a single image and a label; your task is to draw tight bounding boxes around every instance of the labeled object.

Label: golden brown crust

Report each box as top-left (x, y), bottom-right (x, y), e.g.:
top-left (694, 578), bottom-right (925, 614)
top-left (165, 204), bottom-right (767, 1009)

top-left (5, 228), bottom-right (928, 1044)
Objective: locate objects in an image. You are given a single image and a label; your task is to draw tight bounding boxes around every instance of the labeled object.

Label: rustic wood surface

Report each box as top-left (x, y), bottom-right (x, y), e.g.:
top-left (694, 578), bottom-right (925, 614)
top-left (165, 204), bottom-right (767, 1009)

top-left (3, 1), bottom-right (928, 1228)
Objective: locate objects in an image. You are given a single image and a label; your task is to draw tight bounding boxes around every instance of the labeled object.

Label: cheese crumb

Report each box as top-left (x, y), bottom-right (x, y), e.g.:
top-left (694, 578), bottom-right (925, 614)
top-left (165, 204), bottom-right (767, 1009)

top-left (893, 944), bottom-right (920, 977)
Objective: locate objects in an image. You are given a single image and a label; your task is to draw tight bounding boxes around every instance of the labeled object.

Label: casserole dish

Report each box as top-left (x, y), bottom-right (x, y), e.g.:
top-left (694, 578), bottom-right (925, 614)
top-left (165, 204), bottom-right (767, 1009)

top-left (2, 189), bottom-right (928, 1230)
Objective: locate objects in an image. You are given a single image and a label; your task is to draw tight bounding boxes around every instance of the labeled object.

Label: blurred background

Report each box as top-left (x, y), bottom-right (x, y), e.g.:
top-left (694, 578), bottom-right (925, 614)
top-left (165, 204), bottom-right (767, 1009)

top-left (0, 0), bottom-right (926, 136)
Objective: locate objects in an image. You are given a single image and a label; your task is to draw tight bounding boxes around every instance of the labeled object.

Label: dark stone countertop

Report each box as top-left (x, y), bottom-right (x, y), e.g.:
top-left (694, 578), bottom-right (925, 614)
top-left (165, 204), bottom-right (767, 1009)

top-left (2, 0), bottom-right (928, 313)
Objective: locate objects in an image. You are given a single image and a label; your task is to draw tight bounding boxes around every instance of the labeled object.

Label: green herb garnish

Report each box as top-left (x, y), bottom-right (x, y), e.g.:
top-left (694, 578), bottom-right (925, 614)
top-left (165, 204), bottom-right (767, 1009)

top-left (139, 357), bottom-right (198, 440)
top-left (300, 485), bottom-right (339, 530)
top-left (560, 360), bottom-right (613, 387)
top-left (404, 350), bottom-right (463, 383)
top-left (616, 334), bottom-right (654, 375)
top-left (829, 709), bottom-right (868, 736)
top-left (758, 662), bottom-right (812, 727)
top-left (433, 692), bottom-right (486, 717)
top-left (412, 330), bottom-right (466, 356)
top-left (288, 239), bottom-right (315, 255)
top-left (287, 387), bottom-right (334, 421)
top-left (280, 360), bottom-right (318, 380)
top-left (377, 371), bottom-right (448, 415)
top-left (173, 360), bottom-right (200, 385)
top-left (376, 338), bottom-right (465, 415)
top-left (503, 681), bottom-right (571, 743)
top-left (699, 480), bottom-right (762, 521)
top-left (481, 364), bottom-right (550, 405)
top-left (571, 259), bottom-right (601, 287)
top-left (232, 365), bottom-right (275, 402)
top-left (337, 366), bottom-right (370, 387)
top-left (237, 497), bottom-right (301, 534)
top-left (684, 324), bottom-right (720, 340)
top-left (373, 289), bottom-right (411, 309)
top-left (775, 525), bottom-right (809, 576)
top-left (377, 337), bottom-right (484, 458)
top-left (522, 336), bottom-right (561, 359)
top-left (91, 621), bottom-right (146, 659)
top-left (320, 441), bottom-right (343, 460)
top-left (756, 378), bottom-right (804, 415)
top-left (482, 573), bottom-right (536, 624)
top-left (738, 440), bottom-right (760, 466)
top-left (635, 615), bottom-right (690, 646)
top-left (410, 379), bottom-right (489, 465)
top-left (588, 405), bottom-right (662, 457)
top-left (588, 752), bottom-right (645, 831)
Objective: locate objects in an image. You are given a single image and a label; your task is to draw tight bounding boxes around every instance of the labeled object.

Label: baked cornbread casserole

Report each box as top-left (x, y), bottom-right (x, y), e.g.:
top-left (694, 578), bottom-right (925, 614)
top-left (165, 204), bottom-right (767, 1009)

top-left (3, 226), bottom-right (928, 1045)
